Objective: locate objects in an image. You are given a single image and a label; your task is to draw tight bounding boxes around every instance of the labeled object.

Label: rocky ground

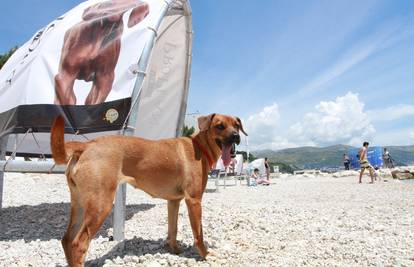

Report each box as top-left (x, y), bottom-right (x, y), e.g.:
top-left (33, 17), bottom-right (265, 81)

top-left (1, 172), bottom-right (414, 266)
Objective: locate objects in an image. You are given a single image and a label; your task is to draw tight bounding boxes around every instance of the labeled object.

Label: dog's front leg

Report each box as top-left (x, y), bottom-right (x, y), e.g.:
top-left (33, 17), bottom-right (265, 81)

top-left (55, 71), bottom-right (77, 105)
top-left (185, 197), bottom-right (208, 258)
top-left (167, 199), bottom-right (182, 254)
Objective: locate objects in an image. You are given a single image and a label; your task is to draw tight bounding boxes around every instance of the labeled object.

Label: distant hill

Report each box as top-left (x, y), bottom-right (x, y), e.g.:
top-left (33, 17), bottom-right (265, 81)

top-left (253, 145), bottom-right (414, 170)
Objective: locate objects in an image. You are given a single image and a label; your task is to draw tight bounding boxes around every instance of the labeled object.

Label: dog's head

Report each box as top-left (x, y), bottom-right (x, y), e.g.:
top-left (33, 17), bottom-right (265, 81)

top-left (82, 0), bottom-right (149, 28)
top-left (198, 114), bottom-right (248, 166)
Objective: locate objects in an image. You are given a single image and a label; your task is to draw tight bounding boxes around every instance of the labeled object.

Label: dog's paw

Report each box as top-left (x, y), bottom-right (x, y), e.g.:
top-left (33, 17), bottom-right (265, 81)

top-left (166, 242), bottom-right (182, 254)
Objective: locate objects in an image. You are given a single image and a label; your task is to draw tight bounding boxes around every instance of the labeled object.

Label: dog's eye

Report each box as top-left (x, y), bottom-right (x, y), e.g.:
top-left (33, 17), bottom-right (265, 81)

top-left (215, 124), bottom-right (225, 130)
top-left (234, 124), bottom-right (240, 130)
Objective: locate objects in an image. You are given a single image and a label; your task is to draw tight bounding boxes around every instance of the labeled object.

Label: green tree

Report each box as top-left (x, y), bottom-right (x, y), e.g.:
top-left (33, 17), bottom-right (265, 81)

top-left (237, 151), bottom-right (257, 162)
top-left (182, 125), bottom-right (195, 137)
top-left (0, 46), bottom-right (18, 69)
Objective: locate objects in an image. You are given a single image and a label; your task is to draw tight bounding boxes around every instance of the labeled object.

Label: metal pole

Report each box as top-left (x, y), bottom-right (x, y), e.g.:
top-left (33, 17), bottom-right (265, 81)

top-left (113, 183), bottom-right (126, 241)
top-left (175, 2), bottom-right (193, 137)
top-left (215, 174), bottom-right (219, 192)
top-left (0, 136), bottom-right (9, 209)
top-left (112, 0), bottom-right (173, 241)
top-left (224, 168), bottom-right (227, 189)
top-left (0, 160), bottom-right (66, 173)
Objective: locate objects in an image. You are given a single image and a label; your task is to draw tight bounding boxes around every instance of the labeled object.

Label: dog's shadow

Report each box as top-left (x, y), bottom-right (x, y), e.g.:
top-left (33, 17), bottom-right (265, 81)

top-left (0, 202), bottom-right (155, 242)
top-left (84, 237), bottom-right (202, 267)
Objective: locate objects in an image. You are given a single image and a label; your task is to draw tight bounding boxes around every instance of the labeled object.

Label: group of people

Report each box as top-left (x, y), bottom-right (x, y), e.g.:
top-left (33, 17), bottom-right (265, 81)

top-left (341, 142), bottom-right (396, 184)
top-left (343, 145), bottom-right (395, 172)
top-left (247, 143), bottom-right (396, 186)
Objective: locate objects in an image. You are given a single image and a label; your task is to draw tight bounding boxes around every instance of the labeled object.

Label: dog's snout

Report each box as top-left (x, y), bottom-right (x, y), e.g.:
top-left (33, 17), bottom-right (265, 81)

top-left (231, 132), bottom-right (240, 144)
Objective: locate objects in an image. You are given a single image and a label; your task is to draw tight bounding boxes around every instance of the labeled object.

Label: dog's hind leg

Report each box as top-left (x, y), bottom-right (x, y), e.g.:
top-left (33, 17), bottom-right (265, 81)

top-left (185, 197), bottom-right (208, 259)
top-left (167, 199), bottom-right (182, 254)
top-left (62, 158), bottom-right (82, 267)
top-left (63, 172), bottom-right (116, 267)
top-left (62, 186), bottom-right (83, 267)
top-left (85, 71), bottom-right (114, 105)
top-left (69, 196), bottom-right (114, 267)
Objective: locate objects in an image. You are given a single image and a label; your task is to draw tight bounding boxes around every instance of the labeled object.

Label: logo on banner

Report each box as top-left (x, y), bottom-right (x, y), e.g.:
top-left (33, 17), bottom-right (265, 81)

top-left (104, 108), bottom-right (119, 123)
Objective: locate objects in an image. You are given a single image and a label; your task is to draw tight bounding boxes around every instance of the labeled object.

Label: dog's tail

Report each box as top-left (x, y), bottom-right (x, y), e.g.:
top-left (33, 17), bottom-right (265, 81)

top-left (51, 116), bottom-right (87, 164)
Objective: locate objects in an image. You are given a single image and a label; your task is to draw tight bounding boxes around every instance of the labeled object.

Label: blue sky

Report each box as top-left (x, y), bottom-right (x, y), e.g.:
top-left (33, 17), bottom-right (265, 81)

top-left (1, 0), bottom-right (414, 149)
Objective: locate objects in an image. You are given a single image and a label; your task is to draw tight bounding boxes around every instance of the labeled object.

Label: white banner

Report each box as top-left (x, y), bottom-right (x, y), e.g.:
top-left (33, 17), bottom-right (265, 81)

top-left (0, 0), bottom-right (167, 112)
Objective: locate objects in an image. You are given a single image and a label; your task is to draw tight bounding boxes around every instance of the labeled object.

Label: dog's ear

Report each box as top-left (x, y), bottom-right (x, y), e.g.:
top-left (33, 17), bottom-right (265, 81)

top-left (128, 2), bottom-right (149, 28)
top-left (236, 117), bottom-right (248, 136)
top-left (198, 113), bottom-right (216, 132)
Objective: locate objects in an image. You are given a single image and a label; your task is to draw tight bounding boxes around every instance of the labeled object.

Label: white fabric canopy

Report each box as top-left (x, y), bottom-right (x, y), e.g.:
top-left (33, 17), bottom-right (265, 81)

top-left (0, 0), bottom-right (192, 155)
top-left (247, 158), bottom-right (266, 175)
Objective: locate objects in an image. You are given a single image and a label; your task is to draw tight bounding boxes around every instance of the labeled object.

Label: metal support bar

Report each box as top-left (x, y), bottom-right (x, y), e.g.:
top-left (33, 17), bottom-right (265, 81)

top-left (0, 137), bottom-right (8, 209)
top-left (0, 160), bottom-right (66, 173)
top-left (113, 183), bottom-right (126, 240)
top-left (215, 174), bottom-right (219, 192)
top-left (175, 1), bottom-right (193, 137)
top-left (112, 0), bottom-right (173, 242)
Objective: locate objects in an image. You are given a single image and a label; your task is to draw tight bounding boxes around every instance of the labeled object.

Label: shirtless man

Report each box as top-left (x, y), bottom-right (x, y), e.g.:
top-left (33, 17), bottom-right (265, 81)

top-left (358, 141), bottom-right (375, 184)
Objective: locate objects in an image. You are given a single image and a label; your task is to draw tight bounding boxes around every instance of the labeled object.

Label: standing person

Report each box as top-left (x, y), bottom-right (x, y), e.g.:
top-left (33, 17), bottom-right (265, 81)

top-left (358, 142), bottom-right (375, 184)
top-left (343, 153), bottom-right (350, 170)
top-left (382, 148), bottom-right (394, 168)
top-left (264, 157), bottom-right (270, 181)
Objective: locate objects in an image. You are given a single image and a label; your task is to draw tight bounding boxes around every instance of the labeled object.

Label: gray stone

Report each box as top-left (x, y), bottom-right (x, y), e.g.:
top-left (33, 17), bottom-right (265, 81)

top-left (391, 170), bottom-right (414, 179)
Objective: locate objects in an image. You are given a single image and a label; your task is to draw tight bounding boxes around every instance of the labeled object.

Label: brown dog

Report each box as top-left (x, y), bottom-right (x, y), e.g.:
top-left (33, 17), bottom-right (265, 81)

top-left (50, 113), bottom-right (247, 266)
top-left (54, 0), bottom-right (149, 105)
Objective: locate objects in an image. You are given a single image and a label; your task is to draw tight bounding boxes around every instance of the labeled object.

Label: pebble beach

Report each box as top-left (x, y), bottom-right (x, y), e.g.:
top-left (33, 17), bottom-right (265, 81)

top-left (1, 172), bottom-right (414, 266)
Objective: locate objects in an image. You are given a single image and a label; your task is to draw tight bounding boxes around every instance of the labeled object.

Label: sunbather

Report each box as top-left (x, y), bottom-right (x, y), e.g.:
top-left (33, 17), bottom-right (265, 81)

top-left (251, 168), bottom-right (270, 186)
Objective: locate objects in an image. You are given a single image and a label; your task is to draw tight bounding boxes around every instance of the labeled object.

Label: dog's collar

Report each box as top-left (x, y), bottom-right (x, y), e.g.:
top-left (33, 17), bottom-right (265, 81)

top-left (192, 137), bottom-right (214, 169)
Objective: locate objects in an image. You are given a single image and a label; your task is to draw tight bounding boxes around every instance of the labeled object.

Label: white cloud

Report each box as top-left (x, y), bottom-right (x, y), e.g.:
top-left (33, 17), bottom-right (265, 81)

top-left (368, 104), bottom-right (414, 122)
top-left (246, 103), bottom-right (280, 137)
top-left (244, 103), bottom-right (298, 150)
top-left (245, 103), bottom-right (279, 145)
top-left (231, 93), bottom-right (414, 151)
top-left (244, 93), bottom-right (379, 150)
top-left (289, 92), bottom-right (375, 146)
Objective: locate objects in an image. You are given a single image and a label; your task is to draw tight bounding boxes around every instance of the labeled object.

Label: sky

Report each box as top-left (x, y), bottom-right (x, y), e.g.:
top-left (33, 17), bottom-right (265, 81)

top-left (1, 0), bottom-right (414, 150)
